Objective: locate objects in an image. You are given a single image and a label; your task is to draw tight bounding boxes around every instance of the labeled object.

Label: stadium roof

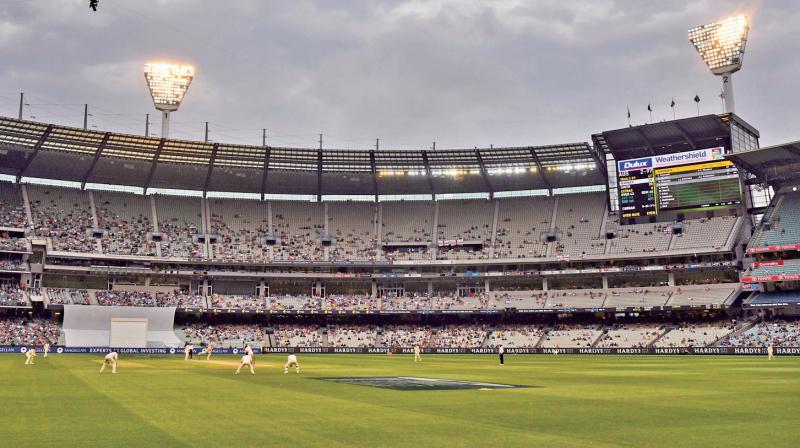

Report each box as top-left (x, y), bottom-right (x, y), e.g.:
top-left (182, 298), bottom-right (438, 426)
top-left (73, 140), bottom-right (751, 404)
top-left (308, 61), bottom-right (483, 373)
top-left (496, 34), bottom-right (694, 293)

top-left (726, 140), bottom-right (800, 185)
top-left (0, 116), bottom-right (606, 197)
top-left (592, 113), bottom-right (757, 162)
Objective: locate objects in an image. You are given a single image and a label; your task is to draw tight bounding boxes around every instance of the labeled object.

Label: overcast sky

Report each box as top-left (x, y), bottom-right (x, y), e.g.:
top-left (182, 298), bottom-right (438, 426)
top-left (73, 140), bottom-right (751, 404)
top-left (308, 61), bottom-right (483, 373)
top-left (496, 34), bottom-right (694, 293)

top-left (0, 0), bottom-right (797, 149)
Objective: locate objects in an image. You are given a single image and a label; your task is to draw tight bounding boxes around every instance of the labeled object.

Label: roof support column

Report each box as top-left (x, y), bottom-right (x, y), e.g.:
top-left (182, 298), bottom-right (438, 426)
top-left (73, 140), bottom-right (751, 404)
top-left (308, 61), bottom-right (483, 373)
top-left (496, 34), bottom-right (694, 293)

top-left (421, 150), bottom-right (435, 198)
top-left (16, 124), bottom-right (53, 183)
top-left (202, 143), bottom-right (219, 198)
top-left (528, 147), bottom-right (552, 196)
top-left (81, 132), bottom-right (111, 189)
top-left (143, 139), bottom-right (166, 195)
top-left (475, 149), bottom-right (493, 198)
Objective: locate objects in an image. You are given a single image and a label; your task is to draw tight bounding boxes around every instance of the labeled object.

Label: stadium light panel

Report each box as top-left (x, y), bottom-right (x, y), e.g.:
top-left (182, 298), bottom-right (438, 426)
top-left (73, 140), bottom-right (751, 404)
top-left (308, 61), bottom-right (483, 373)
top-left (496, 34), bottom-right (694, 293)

top-left (688, 15), bottom-right (748, 113)
top-left (688, 15), bottom-right (748, 75)
top-left (144, 62), bottom-right (195, 138)
top-left (144, 63), bottom-right (195, 110)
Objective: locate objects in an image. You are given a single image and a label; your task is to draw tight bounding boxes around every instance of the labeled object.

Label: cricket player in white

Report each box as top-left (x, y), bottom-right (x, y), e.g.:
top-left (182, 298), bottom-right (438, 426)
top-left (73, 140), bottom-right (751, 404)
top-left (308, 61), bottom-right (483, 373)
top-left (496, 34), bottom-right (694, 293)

top-left (767, 343), bottom-right (774, 360)
top-left (24, 348), bottom-right (37, 365)
top-left (199, 344), bottom-right (214, 360)
top-left (284, 353), bottom-right (300, 374)
top-left (44, 343), bottom-right (50, 358)
top-left (235, 354), bottom-right (255, 375)
top-left (413, 345), bottom-right (422, 362)
top-left (100, 351), bottom-right (118, 374)
top-left (184, 344), bottom-right (194, 360)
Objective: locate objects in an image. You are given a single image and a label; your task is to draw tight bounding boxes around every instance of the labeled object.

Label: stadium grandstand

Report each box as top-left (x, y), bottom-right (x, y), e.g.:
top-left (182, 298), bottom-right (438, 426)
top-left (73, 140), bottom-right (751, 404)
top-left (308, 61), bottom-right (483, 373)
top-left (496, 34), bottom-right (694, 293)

top-left (0, 111), bottom-right (797, 352)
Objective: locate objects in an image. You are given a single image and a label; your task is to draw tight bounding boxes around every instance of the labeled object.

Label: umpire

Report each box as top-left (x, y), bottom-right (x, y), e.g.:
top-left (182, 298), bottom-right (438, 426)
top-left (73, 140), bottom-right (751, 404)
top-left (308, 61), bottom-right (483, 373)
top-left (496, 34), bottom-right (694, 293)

top-left (499, 345), bottom-right (505, 365)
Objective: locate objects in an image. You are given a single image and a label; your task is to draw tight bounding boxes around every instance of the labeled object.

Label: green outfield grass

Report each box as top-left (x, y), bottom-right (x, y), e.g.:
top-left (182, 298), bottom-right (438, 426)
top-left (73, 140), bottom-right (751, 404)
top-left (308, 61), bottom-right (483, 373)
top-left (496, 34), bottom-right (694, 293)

top-left (1, 354), bottom-right (798, 447)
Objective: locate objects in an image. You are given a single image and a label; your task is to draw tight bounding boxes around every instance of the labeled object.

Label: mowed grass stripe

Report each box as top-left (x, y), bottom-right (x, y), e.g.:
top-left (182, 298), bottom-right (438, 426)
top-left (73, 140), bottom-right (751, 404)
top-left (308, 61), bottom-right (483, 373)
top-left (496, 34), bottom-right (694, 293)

top-left (0, 355), bottom-right (190, 448)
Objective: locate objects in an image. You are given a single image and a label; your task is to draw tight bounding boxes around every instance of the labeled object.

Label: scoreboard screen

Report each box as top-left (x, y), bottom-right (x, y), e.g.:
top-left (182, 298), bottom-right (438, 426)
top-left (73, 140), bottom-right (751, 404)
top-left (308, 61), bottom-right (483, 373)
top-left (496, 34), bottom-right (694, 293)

top-left (617, 147), bottom-right (741, 218)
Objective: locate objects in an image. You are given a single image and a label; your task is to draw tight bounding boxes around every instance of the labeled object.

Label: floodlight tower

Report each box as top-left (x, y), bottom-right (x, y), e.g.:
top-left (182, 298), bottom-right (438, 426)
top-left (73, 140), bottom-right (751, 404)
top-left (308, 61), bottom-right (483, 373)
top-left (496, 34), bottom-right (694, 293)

top-left (688, 15), bottom-right (749, 114)
top-left (143, 63), bottom-right (195, 138)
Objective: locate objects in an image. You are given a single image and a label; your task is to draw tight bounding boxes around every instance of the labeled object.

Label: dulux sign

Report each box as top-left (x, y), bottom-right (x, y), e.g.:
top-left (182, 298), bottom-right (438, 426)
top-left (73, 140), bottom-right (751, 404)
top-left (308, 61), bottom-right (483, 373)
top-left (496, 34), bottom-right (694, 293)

top-left (618, 147), bottom-right (724, 172)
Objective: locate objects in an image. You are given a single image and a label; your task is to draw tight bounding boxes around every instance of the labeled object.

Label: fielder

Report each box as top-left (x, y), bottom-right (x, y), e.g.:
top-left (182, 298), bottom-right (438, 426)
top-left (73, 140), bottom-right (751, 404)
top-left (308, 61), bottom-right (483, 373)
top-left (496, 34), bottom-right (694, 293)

top-left (100, 351), bottom-right (118, 374)
top-left (235, 353), bottom-right (255, 375)
top-left (284, 353), bottom-right (300, 374)
top-left (244, 344), bottom-right (255, 365)
top-left (24, 348), bottom-right (37, 365)
top-left (44, 343), bottom-right (50, 358)
top-left (767, 343), bottom-right (774, 361)
top-left (199, 344), bottom-right (214, 360)
top-left (413, 344), bottom-right (422, 362)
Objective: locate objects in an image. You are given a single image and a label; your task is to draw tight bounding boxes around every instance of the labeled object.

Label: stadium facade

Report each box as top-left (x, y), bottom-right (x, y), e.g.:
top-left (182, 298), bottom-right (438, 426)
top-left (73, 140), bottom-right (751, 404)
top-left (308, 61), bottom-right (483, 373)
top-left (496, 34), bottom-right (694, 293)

top-left (0, 111), bottom-right (798, 352)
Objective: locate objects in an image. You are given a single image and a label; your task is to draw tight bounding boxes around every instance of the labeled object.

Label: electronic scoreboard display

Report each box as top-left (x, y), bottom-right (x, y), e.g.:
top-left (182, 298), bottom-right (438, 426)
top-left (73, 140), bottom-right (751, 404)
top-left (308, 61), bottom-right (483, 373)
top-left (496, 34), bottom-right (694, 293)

top-left (617, 147), bottom-right (741, 218)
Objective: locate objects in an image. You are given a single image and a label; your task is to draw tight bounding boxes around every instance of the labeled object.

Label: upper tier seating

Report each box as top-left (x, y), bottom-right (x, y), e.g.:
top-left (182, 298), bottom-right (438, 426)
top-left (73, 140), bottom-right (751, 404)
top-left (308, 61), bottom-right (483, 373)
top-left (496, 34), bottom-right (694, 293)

top-left (745, 260), bottom-right (800, 279)
top-left (29, 185), bottom-right (96, 252)
top-left (666, 285), bottom-right (737, 306)
top-left (0, 182), bottom-right (27, 228)
top-left (328, 201), bottom-right (377, 261)
top-left (553, 193), bottom-right (606, 257)
top-left (46, 288), bottom-right (92, 305)
top-left (749, 190), bottom-right (800, 249)
top-left (489, 291), bottom-right (547, 309)
top-left (0, 286), bottom-right (29, 307)
top-left (381, 200), bottom-right (434, 248)
top-left (543, 290), bottom-right (607, 309)
top-left (95, 191), bottom-right (156, 256)
top-left (608, 222), bottom-right (672, 254)
top-left (602, 288), bottom-right (670, 307)
top-left (209, 198), bottom-right (270, 261)
top-left (13, 184), bottom-right (746, 262)
top-left (749, 291), bottom-right (800, 304)
top-left (494, 196), bottom-right (553, 259)
top-left (436, 199), bottom-right (493, 260)
top-left (209, 294), bottom-right (268, 311)
top-left (672, 216), bottom-right (737, 250)
top-left (272, 201), bottom-right (324, 261)
top-left (155, 195), bottom-right (203, 258)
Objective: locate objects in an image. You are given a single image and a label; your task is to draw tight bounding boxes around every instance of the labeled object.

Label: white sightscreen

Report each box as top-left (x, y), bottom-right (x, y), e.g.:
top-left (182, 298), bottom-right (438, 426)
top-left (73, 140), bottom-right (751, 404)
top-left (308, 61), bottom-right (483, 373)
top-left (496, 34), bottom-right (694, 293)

top-left (109, 318), bottom-right (148, 348)
top-left (63, 305), bottom-right (180, 348)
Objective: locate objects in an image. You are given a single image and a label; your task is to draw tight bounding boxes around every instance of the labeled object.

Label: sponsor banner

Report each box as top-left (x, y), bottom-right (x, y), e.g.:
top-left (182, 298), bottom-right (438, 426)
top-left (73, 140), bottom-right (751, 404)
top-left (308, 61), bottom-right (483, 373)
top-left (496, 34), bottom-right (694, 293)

top-left (437, 239), bottom-right (465, 247)
top-left (0, 347), bottom-right (248, 355)
top-left (741, 283), bottom-right (762, 291)
top-left (2, 346), bottom-right (794, 355)
top-left (743, 301), bottom-right (800, 309)
top-left (256, 346), bottom-right (792, 355)
top-left (176, 304), bottom-right (724, 316)
top-left (617, 147), bottom-right (723, 172)
top-left (752, 260), bottom-right (784, 267)
top-left (747, 244), bottom-right (800, 254)
top-left (741, 274), bottom-right (800, 283)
